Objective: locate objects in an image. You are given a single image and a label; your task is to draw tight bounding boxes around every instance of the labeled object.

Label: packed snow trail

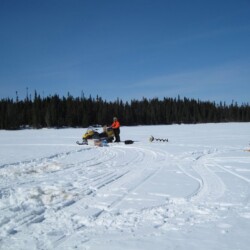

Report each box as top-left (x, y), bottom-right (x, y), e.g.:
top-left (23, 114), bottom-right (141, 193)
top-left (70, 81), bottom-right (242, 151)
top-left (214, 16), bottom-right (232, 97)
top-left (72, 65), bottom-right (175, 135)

top-left (0, 123), bottom-right (250, 250)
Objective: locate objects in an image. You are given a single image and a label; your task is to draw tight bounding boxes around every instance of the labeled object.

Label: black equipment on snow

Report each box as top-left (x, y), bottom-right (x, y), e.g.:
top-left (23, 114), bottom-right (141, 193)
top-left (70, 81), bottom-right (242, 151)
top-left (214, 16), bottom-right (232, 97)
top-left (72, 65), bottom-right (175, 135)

top-left (124, 140), bottom-right (134, 144)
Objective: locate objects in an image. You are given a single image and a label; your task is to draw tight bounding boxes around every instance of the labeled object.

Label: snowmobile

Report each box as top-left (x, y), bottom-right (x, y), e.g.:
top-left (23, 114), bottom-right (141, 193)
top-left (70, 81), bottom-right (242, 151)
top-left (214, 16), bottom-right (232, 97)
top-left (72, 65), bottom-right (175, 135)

top-left (76, 126), bottom-right (115, 146)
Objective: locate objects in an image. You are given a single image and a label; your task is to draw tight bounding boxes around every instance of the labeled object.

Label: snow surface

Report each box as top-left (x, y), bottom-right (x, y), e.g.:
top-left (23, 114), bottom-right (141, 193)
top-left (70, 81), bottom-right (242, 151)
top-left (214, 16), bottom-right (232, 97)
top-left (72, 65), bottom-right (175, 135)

top-left (0, 123), bottom-right (250, 250)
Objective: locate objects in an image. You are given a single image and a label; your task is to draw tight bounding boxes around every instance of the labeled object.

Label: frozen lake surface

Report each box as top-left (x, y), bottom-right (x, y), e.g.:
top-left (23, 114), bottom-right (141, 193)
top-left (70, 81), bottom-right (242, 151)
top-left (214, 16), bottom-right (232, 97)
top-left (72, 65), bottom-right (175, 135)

top-left (0, 123), bottom-right (250, 249)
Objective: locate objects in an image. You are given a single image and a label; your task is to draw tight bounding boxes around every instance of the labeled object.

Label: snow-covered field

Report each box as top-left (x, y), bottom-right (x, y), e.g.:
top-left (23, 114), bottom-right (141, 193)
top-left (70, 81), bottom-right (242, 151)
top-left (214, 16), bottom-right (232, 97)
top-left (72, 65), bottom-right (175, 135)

top-left (0, 123), bottom-right (250, 250)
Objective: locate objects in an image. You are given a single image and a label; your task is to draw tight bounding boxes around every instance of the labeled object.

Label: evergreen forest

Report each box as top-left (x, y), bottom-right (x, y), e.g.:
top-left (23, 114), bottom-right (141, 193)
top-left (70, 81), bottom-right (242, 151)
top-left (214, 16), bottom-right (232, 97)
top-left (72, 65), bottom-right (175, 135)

top-left (0, 92), bottom-right (250, 130)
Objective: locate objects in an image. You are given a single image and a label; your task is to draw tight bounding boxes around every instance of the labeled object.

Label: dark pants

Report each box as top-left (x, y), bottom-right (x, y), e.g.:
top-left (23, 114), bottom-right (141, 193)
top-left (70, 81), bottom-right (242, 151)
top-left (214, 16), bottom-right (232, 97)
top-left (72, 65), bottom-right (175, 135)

top-left (113, 128), bottom-right (120, 142)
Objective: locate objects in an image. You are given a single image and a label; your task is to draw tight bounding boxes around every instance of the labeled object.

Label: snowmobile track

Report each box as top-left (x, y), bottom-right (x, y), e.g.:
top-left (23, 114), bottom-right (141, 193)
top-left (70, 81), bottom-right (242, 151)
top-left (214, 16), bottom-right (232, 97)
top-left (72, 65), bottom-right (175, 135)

top-left (51, 145), bottom-right (169, 248)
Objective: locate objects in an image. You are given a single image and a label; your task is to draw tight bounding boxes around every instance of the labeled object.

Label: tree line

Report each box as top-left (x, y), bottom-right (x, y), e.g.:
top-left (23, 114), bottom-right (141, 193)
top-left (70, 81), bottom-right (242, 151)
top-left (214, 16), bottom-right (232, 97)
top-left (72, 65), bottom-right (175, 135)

top-left (0, 92), bottom-right (249, 130)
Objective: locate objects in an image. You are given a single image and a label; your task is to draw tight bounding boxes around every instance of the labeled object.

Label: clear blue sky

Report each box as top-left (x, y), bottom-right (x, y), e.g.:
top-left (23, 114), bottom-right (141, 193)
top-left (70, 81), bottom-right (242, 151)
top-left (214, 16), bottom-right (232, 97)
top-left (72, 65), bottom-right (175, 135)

top-left (0, 0), bottom-right (250, 104)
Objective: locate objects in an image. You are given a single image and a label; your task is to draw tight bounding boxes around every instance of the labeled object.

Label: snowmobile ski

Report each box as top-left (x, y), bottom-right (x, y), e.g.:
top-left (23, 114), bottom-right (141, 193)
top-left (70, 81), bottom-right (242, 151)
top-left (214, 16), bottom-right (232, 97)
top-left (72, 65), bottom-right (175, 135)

top-left (76, 140), bottom-right (88, 145)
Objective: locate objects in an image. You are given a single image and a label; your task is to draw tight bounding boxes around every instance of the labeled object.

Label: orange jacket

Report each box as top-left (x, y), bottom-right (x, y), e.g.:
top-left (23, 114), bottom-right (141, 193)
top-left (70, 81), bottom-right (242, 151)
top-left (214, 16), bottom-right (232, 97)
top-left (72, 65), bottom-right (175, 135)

top-left (111, 120), bottom-right (120, 129)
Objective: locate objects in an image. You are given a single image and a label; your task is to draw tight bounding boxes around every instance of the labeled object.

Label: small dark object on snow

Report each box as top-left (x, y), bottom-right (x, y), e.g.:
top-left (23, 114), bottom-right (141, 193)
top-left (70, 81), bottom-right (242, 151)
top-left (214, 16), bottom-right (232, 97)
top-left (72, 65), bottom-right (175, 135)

top-left (124, 140), bottom-right (134, 144)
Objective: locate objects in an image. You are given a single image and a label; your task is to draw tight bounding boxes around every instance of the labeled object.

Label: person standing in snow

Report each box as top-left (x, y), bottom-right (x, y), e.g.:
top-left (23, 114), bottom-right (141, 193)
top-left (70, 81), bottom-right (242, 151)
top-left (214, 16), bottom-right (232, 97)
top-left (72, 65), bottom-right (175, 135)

top-left (111, 117), bottom-right (120, 142)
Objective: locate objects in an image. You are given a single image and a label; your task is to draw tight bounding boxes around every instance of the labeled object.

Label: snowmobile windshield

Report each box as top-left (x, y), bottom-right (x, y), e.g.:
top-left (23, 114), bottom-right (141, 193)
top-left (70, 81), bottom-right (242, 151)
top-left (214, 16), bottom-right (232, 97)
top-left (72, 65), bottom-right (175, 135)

top-left (86, 128), bottom-right (94, 133)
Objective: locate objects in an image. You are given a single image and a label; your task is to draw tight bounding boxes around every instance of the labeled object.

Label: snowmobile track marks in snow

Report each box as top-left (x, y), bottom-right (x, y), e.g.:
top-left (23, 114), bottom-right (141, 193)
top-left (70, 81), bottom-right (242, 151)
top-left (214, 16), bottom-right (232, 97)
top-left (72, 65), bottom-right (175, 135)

top-left (51, 146), bottom-right (169, 248)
